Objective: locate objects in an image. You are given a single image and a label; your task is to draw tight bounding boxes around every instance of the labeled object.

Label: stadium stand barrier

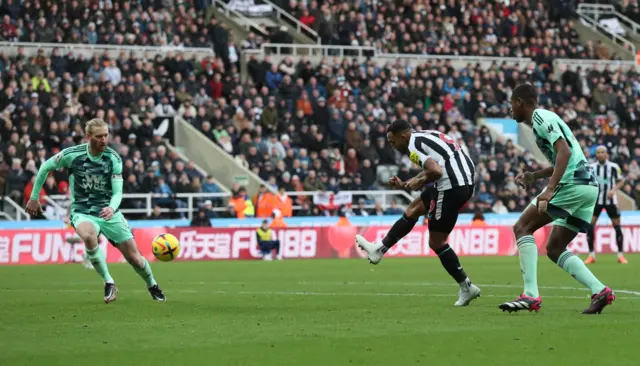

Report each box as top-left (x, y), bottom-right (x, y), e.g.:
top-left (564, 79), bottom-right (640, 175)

top-left (212, 0), bottom-right (270, 37)
top-left (173, 116), bottom-right (275, 195)
top-left (551, 58), bottom-right (638, 80)
top-left (258, 0), bottom-right (321, 44)
top-left (576, 3), bottom-right (637, 55)
top-left (248, 43), bottom-right (533, 70)
top-left (1, 197), bottom-right (29, 221)
top-left (0, 42), bottom-right (214, 60)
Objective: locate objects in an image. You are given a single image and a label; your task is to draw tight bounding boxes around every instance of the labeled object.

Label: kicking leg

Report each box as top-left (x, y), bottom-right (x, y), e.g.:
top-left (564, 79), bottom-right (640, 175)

top-left (499, 204), bottom-right (551, 313)
top-left (75, 221), bottom-right (117, 303)
top-left (117, 239), bottom-right (166, 302)
top-left (585, 215), bottom-right (598, 264)
top-left (546, 224), bottom-right (614, 314)
top-left (355, 197), bottom-right (423, 264)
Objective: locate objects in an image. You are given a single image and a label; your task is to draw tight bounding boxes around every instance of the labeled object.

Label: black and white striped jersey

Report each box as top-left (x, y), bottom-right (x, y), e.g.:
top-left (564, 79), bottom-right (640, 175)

top-left (591, 160), bottom-right (622, 206)
top-left (407, 130), bottom-right (475, 191)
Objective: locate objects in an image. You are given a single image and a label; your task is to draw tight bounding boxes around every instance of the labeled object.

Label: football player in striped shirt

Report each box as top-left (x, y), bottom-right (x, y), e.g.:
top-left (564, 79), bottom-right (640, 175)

top-left (585, 146), bottom-right (627, 264)
top-left (356, 119), bottom-right (481, 307)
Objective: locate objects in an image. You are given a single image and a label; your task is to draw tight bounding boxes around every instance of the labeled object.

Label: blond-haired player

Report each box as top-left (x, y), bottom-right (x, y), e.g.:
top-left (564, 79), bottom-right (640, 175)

top-left (25, 119), bottom-right (166, 303)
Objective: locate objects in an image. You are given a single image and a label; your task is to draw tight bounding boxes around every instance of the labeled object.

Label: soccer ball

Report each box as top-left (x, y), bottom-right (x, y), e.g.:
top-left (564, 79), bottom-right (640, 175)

top-left (152, 234), bottom-right (181, 262)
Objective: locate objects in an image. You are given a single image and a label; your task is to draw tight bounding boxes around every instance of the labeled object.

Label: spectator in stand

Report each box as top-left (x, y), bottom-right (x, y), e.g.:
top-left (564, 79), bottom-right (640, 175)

top-left (190, 208), bottom-right (212, 227)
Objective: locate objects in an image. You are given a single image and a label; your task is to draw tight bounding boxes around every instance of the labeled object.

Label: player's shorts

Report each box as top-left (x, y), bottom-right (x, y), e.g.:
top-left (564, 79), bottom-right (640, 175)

top-left (71, 211), bottom-right (134, 245)
top-left (421, 185), bottom-right (474, 233)
top-left (531, 184), bottom-right (598, 233)
top-left (593, 204), bottom-right (621, 219)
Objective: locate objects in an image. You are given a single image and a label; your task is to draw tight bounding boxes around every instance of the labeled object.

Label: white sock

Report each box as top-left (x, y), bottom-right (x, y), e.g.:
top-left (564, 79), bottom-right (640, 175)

top-left (618, 252), bottom-right (624, 258)
top-left (589, 251), bottom-right (596, 257)
top-left (105, 279), bottom-right (115, 284)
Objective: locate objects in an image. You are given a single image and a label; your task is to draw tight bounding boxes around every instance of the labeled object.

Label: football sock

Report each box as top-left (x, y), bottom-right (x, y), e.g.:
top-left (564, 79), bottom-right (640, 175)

top-left (434, 244), bottom-right (469, 289)
top-left (381, 214), bottom-right (417, 250)
top-left (614, 226), bottom-right (624, 254)
top-left (587, 227), bottom-right (595, 257)
top-left (557, 251), bottom-right (606, 295)
top-left (516, 235), bottom-right (539, 298)
top-left (133, 258), bottom-right (157, 288)
top-left (85, 246), bottom-right (114, 284)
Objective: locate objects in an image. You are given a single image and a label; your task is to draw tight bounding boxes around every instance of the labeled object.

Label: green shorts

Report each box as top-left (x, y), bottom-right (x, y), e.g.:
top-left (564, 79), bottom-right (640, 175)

top-left (71, 211), bottom-right (134, 245)
top-left (531, 184), bottom-right (598, 233)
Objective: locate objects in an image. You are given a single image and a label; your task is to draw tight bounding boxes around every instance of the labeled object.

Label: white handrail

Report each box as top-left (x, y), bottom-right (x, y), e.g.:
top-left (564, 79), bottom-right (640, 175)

top-left (43, 190), bottom-right (413, 220)
top-left (260, 43), bottom-right (531, 64)
top-left (213, 0), bottom-right (269, 36)
top-left (258, 0), bottom-right (320, 44)
top-left (577, 3), bottom-right (640, 35)
top-left (3, 197), bottom-right (29, 221)
top-left (577, 4), bottom-right (636, 55)
top-left (0, 41), bottom-right (214, 59)
top-left (285, 189), bottom-right (415, 202)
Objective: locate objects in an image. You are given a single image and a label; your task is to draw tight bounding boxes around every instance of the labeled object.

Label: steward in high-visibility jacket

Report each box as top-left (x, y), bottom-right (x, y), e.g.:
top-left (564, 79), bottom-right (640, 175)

top-left (255, 220), bottom-right (280, 260)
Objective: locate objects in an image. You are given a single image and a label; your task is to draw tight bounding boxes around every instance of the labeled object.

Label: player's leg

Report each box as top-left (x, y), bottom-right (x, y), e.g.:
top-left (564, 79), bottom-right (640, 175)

top-left (499, 204), bottom-right (552, 313)
top-left (607, 206), bottom-right (626, 263)
top-left (355, 195), bottom-right (425, 264)
top-left (102, 212), bottom-right (166, 301)
top-left (426, 186), bottom-right (481, 306)
top-left (72, 214), bottom-right (117, 303)
top-left (546, 222), bottom-right (615, 314)
top-left (585, 208), bottom-right (600, 264)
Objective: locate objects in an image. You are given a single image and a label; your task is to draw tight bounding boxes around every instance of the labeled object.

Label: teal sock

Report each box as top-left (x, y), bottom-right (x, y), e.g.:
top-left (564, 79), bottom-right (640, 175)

top-left (85, 247), bottom-right (114, 284)
top-left (133, 258), bottom-right (157, 288)
top-left (557, 251), bottom-right (606, 295)
top-left (517, 235), bottom-right (539, 298)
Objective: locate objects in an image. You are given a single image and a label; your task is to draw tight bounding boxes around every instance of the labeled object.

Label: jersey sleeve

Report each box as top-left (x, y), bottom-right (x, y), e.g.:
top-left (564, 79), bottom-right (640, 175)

top-left (109, 152), bottom-right (123, 178)
top-left (51, 149), bottom-right (74, 170)
top-left (408, 137), bottom-right (431, 169)
top-left (532, 110), bottom-right (564, 144)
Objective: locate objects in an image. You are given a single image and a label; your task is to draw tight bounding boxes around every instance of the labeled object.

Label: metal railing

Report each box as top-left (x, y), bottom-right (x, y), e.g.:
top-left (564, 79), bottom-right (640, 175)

top-left (213, 0), bottom-right (269, 36)
top-left (0, 41), bottom-right (214, 60)
top-left (258, 0), bottom-right (320, 44)
top-left (577, 4), bottom-right (636, 55)
top-left (43, 190), bottom-right (414, 221)
top-left (48, 192), bottom-right (232, 221)
top-left (254, 43), bottom-right (532, 69)
top-left (260, 43), bottom-right (377, 58)
top-left (577, 3), bottom-right (640, 36)
top-left (3, 197), bottom-right (30, 221)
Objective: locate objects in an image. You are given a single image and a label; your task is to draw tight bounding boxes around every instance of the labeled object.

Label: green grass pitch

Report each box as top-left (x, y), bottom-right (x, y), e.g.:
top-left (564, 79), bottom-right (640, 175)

top-left (1, 256), bottom-right (639, 366)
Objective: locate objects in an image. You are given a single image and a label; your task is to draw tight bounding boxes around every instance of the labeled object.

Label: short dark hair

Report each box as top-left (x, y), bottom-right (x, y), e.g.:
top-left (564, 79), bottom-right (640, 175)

top-left (512, 83), bottom-right (537, 106)
top-left (386, 119), bottom-right (412, 134)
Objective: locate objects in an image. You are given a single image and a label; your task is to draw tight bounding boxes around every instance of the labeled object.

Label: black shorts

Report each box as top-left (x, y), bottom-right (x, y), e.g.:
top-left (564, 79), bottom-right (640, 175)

top-left (421, 185), bottom-right (474, 233)
top-left (593, 204), bottom-right (621, 219)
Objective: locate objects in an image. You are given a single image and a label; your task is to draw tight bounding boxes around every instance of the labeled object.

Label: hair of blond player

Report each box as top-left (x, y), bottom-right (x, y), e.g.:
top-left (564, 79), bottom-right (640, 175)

top-left (85, 118), bottom-right (108, 136)
top-left (596, 145), bottom-right (608, 153)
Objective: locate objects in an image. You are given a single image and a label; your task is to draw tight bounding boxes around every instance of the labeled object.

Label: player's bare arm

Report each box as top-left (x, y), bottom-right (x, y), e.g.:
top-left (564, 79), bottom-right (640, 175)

top-left (537, 139), bottom-right (571, 214)
top-left (608, 173), bottom-right (625, 199)
top-left (405, 159), bottom-right (443, 191)
top-left (25, 157), bottom-right (59, 216)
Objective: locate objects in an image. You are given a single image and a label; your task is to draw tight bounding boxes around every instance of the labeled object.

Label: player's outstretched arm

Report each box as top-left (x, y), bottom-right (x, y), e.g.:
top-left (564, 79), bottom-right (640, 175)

top-left (532, 166), bottom-right (554, 180)
top-left (25, 157), bottom-right (58, 215)
top-left (405, 159), bottom-right (442, 191)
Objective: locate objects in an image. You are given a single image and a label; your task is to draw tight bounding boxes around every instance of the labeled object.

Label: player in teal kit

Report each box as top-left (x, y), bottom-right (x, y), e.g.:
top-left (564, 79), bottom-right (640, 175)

top-left (499, 84), bottom-right (615, 314)
top-left (25, 119), bottom-right (166, 303)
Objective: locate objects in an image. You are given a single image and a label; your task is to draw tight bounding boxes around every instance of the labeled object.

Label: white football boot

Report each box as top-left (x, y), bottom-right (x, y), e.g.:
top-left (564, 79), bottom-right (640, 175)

top-left (454, 283), bottom-right (482, 307)
top-left (355, 235), bottom-right (385, 265)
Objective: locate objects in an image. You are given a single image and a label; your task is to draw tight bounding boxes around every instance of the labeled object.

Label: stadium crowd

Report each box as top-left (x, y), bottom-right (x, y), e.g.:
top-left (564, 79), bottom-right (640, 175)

top-left (281, 0), bottom-right (615, 59)
top-left (0, 0), bottom-right (639, 220)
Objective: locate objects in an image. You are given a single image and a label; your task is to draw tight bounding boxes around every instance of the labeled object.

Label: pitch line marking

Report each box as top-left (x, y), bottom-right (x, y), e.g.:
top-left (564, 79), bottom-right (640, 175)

top-left (1, 288), bottom-right (639, 301)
